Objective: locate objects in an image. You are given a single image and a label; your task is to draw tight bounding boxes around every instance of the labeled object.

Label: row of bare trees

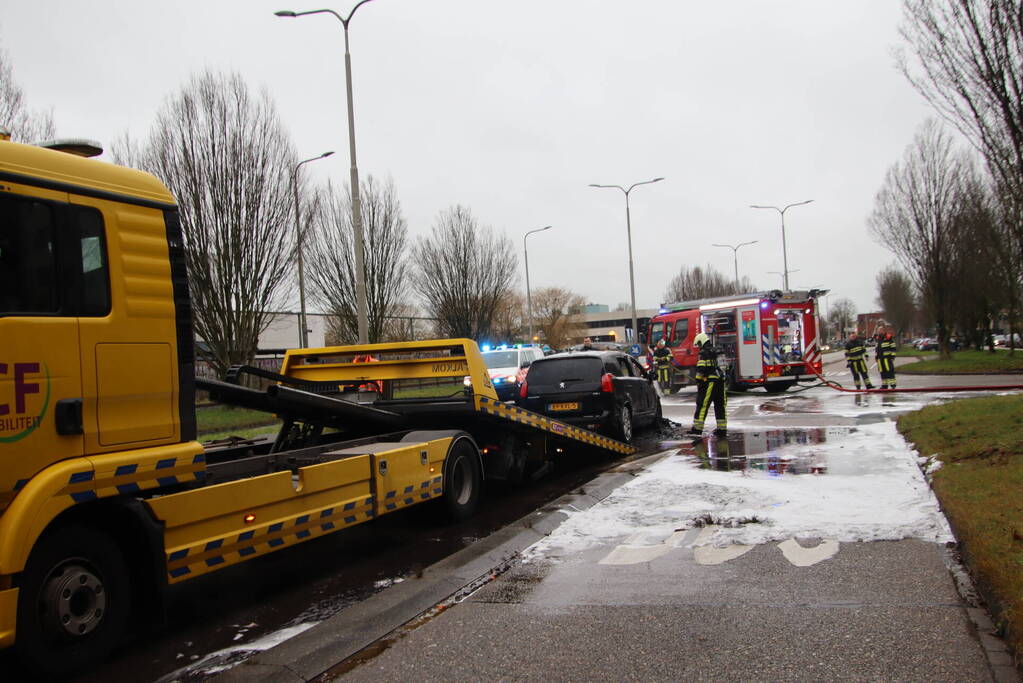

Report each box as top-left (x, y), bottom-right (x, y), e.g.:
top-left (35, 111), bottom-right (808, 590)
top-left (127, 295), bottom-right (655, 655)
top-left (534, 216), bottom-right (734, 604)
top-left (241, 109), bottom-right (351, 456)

top-left (0, 46), bottom-right (54, 142)
top-left (871, 0), bottom-right (1023, 359)
top-left (662, 264), bottom-right (757, 303)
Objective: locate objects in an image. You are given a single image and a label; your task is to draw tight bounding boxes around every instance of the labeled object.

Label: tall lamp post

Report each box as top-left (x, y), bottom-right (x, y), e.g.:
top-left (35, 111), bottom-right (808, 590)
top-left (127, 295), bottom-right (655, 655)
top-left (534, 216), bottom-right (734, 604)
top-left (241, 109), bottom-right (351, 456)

top-left (767, 270), bottom-right (798, 288)
top-left (291, 151), bottom-right (334, 348)
top-left (712, 240), bottom-right (758, 290)
top-left (589, 177), bottom-right (664, 344)
top-left (523, 225), bottom-right (552, 344)
top-left (276, 0), bottom-right (375, 343)
top-left (749, 199), bottom-right (813, 291)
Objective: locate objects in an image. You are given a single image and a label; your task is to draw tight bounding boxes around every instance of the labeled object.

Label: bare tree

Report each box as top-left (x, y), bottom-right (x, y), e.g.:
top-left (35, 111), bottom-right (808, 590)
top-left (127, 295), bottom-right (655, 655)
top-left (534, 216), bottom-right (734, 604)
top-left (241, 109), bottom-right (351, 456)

top-left (532, 287), bottom-right (585, 349)
top-left (830, 298), bottom-right (858, 337)
top-left (898, 1), bottom-right (1023, 234)
top-left (127, 70), bottom-right (297, 379)
top-left (875, 264), bottom-right (918, 343)
top-left (663, 264), bottom-right (755, 303)
top-left (413, 206), bottom-right (517, 341)
top-left (0, 46), bottom-right (55, 142)
top-left (868, 120), bottom-right (967, 359)
top-left (898, 1), bottom-right (1023, 352)
top-left (947, 172), bottom-right (1008, 349)
top-left (493, 292), bottom-right (525, 342)
top-left (306, 176), bottom-right (409, 344)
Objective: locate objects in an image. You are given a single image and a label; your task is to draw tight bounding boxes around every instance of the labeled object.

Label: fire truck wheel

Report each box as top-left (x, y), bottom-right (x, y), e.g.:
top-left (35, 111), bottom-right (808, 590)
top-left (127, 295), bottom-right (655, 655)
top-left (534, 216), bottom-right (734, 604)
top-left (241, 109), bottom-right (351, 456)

top-left (612, 404), bottom-right (633, 443)
top-left (441, 438), bottom-right (482, 521)
top-left (16, 524), bottom-right (131, 678)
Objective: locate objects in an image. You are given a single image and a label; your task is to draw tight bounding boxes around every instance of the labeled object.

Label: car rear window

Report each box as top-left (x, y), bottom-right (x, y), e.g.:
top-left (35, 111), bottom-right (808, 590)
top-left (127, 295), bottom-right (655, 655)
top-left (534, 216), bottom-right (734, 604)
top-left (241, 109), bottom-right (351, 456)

top-left (482, 351), bottom-right (519, 368)
top-left (526, 356), bottom-right (604, 388)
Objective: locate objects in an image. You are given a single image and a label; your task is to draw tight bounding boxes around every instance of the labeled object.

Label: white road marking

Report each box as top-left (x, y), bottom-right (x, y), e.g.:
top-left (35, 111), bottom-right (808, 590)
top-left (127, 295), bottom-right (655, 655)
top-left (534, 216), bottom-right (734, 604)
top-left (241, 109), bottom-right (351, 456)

top-left (691, 526), bottom-right (753, 565)
top-left (598, 530), bottom-right (689, 565)
top-left (776, 538), bottom-right (840, 566)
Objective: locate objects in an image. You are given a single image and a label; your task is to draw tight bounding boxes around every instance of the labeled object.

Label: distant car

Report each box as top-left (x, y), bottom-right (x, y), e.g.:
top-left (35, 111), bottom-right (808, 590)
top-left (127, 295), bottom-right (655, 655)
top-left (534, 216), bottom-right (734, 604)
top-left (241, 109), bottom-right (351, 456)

top-left (516, 350), bottom-right (661, 443)
top-left (915, 338), bottom-right (939, 351)
top-left (480, 347), bottom-right (544, 401)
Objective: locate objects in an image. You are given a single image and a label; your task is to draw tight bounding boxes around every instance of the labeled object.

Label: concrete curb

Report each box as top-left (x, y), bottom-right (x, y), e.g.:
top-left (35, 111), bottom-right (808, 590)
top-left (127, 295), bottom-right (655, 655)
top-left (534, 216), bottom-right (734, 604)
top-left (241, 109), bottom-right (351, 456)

top-left (212, 465), bottom-right (649, 682)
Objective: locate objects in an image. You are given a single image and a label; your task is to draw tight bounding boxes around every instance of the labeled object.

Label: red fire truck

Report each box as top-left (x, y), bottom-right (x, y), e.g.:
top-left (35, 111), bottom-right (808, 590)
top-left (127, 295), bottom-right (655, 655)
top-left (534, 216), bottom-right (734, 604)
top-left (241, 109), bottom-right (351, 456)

top-left (645, 289), bottom-right (828, 393)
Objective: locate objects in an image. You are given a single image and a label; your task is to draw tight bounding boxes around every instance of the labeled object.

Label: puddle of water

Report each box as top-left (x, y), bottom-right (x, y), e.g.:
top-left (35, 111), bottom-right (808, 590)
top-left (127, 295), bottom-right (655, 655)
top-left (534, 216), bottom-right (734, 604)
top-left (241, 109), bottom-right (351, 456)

top-left (660, 428), bottom-right (886, 477)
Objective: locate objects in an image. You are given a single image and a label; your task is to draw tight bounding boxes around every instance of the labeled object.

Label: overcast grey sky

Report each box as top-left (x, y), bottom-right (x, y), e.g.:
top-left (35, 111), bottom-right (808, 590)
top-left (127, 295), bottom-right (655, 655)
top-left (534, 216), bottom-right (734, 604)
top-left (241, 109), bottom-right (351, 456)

top-left (4, 1), bottom-right (937, 316)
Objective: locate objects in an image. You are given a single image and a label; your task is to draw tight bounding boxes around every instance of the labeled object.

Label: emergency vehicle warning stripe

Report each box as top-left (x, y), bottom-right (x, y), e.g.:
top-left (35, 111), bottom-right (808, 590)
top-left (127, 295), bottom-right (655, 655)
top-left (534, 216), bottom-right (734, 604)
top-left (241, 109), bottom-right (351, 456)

top-left (59, 453), bottom-right (206, 503)
top-left (165, 471), bottom-right (447, 581)
top-left (475, 396), bottom-right (634, 455)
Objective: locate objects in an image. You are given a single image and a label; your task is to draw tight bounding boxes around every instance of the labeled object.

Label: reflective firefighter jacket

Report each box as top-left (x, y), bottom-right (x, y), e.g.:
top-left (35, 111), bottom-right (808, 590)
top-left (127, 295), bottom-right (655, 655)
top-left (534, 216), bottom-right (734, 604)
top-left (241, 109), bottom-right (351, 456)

top-left (844, 337), bottom-right (867, 362)
top-left (878, 336), bottom-right (897, 359)
top-left (695, 343), bottom-right (726, 381)
top-left (653, 346), bottom-right (673, 367)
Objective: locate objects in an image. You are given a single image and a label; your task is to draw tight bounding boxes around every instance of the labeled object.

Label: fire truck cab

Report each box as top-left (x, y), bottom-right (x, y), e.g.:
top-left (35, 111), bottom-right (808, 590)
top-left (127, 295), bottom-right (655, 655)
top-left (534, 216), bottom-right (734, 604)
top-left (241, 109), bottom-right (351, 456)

top-left (646, 289), bottom-right (827, 393)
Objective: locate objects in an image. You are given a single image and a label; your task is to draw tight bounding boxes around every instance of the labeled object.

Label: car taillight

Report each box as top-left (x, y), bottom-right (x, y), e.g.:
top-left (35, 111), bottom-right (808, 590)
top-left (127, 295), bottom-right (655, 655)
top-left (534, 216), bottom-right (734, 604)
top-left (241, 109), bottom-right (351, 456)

top-left (519, 381), bottom-right (528, 398)
top-left (601, 373), bottom-right (614, 393)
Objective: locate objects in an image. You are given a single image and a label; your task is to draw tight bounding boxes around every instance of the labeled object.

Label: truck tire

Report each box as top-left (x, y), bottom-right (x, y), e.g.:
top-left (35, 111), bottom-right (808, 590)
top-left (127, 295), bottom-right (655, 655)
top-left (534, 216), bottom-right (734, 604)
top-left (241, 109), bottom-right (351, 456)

top-left (441, 438), bottom-right (482, 521)
top-left (16, 524), bottom-right (132, 679)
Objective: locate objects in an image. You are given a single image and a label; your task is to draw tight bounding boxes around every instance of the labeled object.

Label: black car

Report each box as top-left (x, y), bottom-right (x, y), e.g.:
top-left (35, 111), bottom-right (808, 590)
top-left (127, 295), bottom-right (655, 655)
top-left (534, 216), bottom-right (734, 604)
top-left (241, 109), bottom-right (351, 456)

top-left (516, 351), bottom-right (662, 442)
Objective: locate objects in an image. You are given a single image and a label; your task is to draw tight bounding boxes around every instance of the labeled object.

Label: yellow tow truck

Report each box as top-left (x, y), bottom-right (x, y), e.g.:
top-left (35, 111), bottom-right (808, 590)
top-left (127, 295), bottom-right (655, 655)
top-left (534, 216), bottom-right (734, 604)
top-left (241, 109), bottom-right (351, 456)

top-left (0, 134), bottom-right (633, 677)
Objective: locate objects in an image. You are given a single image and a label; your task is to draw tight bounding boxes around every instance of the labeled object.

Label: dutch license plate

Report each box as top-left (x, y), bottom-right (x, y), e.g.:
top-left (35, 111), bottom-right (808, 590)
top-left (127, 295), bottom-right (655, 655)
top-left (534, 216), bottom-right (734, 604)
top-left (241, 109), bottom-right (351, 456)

top-left (767, 370), bottom-right (781, 377)
top-left (549, 402), bottom-right (580, 412)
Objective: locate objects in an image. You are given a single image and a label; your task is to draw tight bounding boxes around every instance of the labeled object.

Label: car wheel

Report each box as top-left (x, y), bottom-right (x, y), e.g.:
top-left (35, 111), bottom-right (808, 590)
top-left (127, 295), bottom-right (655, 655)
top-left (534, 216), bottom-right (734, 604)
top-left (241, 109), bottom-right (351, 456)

top-left (613, 404), bottom-right (633, 443)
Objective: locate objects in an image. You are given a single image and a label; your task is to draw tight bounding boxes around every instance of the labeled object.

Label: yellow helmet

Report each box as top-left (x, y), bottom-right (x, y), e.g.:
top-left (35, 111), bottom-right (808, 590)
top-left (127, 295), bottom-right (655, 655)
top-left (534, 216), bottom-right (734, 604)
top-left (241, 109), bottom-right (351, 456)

top-left (693, 333), bottom-right (710, 347)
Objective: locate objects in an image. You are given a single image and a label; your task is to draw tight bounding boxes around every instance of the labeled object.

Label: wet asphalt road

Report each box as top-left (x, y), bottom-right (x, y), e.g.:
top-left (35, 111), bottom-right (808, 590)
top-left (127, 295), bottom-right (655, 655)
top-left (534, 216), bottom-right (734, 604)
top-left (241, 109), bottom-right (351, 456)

top-left (7, 352), bottom-right (1020, 681)
top-left (1, 403), bottom-right (683, 682)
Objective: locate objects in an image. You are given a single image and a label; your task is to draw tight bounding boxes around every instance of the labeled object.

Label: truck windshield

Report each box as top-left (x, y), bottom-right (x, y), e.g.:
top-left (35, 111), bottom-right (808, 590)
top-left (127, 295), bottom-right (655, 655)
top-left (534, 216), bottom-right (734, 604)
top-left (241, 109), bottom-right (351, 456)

top-left (482, 351), bottom-right (519, 368)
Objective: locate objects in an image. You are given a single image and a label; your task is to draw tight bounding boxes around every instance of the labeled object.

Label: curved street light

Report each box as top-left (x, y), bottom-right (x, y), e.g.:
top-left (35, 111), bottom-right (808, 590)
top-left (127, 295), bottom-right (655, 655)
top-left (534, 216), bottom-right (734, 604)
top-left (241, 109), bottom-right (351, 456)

top-left (292, 150), bottom-right (334, 348)
top-left (523, 225), bottom-right (552, 344)
top-left (767, 269), bottom-right (799, 288)
top-left (712, 240), bottom-right (758, 290)
top-left (750, 199), bottom-right (813, 291)
top-left (276, 0), bottom-right (376, 343)
top-left (589, 177), bottom-right (664, 345)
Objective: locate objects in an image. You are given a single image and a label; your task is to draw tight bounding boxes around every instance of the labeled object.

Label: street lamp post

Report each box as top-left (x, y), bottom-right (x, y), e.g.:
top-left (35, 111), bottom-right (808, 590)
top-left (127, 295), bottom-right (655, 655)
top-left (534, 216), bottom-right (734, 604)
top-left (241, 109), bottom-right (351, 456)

top-left (291, 151), bottom-right (334, 348)
top-left (523, 225), bottom-right (552, 345)
top-left (749, 199), bottom-right (813, 291)
top-left (276, 1), bottom-right (375, 343)
top-left (767, 270), bottom-right (799, 288)
top-left (712, 240), bottom-right (758, 290)
top-left (589, 177), bottom-right (664, 344)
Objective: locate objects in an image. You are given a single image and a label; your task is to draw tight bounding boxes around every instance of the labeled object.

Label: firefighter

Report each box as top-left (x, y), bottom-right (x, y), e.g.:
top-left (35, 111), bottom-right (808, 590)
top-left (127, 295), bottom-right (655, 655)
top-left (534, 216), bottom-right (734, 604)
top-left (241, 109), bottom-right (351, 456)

top-left (688, 332), bottom-right (727, 436)
top-left (844, 332), bottom-right (874, 390)
top-left (652, 338), bottom-right (673, 391)
top-left (877, 327), bottom-right (898, 390)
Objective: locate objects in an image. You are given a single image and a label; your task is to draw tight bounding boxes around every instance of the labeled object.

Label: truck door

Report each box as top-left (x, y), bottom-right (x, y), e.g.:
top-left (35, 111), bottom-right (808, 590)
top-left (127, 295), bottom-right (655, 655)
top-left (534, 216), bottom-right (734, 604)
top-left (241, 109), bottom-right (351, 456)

top-left (736, 305), bottom-right (761, 379)
top-left (70, 195), bottom-right (179, 452)
top-left (0, 186), bottom-right (85, 492)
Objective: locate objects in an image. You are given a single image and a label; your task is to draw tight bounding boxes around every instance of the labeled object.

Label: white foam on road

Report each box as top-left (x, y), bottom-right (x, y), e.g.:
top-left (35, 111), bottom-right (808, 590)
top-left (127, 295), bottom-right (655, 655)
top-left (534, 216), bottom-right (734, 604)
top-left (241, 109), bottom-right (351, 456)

top-left (524, 420), bottom-right (952, 560)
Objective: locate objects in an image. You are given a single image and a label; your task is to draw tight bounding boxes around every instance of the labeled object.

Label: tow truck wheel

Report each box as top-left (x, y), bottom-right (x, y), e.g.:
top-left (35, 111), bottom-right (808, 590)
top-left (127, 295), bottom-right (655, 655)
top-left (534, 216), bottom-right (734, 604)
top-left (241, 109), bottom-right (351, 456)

top-left (16, 524), bottom-right (131, 678)
top-left (441, 439), bottom-right (482, 521)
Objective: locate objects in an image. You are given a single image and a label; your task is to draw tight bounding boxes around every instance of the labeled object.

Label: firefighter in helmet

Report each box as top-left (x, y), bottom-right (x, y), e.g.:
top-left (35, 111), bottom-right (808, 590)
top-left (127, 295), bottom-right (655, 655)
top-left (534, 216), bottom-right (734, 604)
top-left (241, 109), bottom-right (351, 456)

top-left (688, 332), bottom-right (727, 436)
top-left (844, 331), bottom-right (874, 391)
top-left (876, 326), bottom-right (898, 389)
top-left (652, 337), bottom-right (673, 391)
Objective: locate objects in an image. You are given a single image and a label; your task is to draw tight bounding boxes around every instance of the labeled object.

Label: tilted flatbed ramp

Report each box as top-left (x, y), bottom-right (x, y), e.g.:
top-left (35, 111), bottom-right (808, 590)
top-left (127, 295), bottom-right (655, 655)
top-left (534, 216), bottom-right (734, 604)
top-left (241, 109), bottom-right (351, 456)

top-left (262, 338), bottom-right (635, 457)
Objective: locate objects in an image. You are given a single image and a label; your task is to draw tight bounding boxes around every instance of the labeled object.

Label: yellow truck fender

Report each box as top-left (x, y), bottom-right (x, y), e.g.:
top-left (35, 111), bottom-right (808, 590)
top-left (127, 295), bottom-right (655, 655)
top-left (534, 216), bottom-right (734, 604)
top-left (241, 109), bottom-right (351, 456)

top-left (0, 441), bottom-right (204, 576)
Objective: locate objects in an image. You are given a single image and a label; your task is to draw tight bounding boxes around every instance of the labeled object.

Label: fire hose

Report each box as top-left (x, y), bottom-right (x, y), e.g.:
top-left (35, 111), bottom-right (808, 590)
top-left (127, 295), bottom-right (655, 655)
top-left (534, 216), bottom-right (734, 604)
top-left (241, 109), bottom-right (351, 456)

top-left (803, 360), bottom-right (1023, 395)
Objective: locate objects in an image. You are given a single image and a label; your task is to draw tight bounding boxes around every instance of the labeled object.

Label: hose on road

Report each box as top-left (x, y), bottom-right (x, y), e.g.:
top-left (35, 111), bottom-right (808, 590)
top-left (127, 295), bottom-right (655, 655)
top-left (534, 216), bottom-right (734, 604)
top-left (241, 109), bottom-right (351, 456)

top-left (804, 363), bottom-right (1023, 395)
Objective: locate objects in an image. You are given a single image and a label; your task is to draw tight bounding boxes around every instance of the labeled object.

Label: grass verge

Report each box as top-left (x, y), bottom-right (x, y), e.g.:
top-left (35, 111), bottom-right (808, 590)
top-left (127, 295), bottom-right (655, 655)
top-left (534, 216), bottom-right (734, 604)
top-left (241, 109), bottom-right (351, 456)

top-left (899, 349), bottom-right (1023, 374)
top-left (898, 394), bottom-right (1023, 658)
top-left (196, 404), bottom-right (279, 439)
